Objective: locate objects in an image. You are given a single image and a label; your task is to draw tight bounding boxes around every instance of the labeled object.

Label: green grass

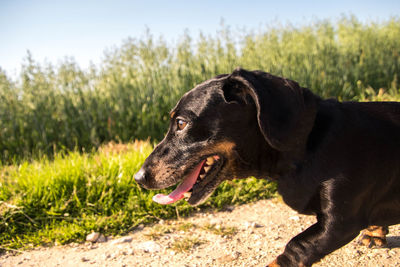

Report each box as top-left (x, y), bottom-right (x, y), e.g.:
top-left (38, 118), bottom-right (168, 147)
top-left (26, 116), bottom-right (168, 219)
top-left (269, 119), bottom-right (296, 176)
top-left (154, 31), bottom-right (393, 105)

top-left (1, 17), bottom-right (400, 163)
top-left (200, 223), bottom-right (238, 237)
top-left (170, 237), bottom-right (206, 253)
top-left (0, 141), bottom-right (277, 251)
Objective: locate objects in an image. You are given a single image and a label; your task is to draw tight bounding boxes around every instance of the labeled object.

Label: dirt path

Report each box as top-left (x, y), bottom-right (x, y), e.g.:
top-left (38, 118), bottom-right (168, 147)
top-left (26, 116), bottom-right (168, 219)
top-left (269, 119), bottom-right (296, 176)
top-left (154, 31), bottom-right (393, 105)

top-left (1, 198), bottom-right (400, 267)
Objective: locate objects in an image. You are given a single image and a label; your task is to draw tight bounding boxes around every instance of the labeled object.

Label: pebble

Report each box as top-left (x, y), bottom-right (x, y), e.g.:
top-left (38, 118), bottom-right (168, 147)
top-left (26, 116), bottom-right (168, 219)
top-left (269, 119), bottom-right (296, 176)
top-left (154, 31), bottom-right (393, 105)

top-left (253, 235), bottom-right (261, 240)
top-left (232, 251), bottom-right (241, 259)
top-left (242, 221), bottom-right (263, 230)
top-left (86, 232), bottom-right (101, 243)
top-left (110, 236), bottom-right (133, 245)
top-left (110, 253), bottom-right (118, 259)
top-left (97, 234), bottom-right (107, 243)
top-left (87, 244), bottom-right (97, 250)
top-left (81, 256), bottom-right (90, 262)
top-left (225, 205), bottom-right (235, 212)
top-left (126, 248), bottom-right (135, 255)
top-left (136, 241), bottom-right (162, 253)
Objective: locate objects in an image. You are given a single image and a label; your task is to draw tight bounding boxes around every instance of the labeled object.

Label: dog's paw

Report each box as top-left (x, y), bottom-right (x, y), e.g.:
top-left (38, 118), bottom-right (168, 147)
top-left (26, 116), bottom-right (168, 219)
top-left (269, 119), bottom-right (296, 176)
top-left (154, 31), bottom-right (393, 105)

top-left (267, 259), bottom-right (280, 267)
top-left (359, 226), bottom-right (389, 248)
top-left (267, 259), bottom-right (306, 267)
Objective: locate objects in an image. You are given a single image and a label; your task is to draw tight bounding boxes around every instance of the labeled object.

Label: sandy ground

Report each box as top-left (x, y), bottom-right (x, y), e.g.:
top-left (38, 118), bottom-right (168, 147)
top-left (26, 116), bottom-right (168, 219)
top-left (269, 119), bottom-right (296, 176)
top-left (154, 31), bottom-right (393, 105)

top-left (1, 198), bottom-right (399, 267)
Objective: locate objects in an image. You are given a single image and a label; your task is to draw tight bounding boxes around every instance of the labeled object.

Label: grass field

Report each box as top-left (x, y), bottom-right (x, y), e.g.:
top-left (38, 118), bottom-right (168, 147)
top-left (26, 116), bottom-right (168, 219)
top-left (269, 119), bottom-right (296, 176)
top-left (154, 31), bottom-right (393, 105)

top-left (0, 141), bottom-right (276, 251)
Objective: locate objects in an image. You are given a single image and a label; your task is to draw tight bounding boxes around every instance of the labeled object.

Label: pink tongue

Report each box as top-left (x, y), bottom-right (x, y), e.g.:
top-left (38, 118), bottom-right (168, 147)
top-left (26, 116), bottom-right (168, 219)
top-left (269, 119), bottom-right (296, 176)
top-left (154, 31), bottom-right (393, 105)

top-left (152, 160), bottom-right (205, 205)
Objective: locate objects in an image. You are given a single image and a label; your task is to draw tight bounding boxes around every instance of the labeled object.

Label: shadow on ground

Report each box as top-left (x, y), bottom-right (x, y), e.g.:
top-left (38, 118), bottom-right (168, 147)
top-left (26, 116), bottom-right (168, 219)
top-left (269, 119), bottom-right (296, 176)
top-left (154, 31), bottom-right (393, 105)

top-left (387, 236), bottom-right (400, 249)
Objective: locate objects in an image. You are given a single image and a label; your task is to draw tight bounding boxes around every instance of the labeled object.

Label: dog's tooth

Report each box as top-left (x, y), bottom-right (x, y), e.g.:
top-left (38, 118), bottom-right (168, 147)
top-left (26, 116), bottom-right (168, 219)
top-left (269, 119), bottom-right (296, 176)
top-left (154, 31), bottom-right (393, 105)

top-left (206, 157), bottom-right (214, 165)
top-left (184, 192), bottom-right (192, 199)
top-left (204, 166), bottom-right (211, 173)
top-left (199, 174), bottom-right (206, 179)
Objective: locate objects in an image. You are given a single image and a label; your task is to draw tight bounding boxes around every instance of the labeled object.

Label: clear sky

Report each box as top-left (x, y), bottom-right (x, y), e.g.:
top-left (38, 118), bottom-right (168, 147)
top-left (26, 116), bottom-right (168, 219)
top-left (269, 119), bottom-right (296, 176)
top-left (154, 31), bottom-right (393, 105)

top-left (1, 0), bottom-right (399, 76)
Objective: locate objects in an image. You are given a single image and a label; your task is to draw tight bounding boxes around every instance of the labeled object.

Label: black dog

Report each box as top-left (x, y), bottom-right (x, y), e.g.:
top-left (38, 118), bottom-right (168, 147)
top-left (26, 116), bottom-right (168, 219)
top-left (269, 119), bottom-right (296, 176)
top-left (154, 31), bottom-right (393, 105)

top-left (135, 68), bottom-right (400, 266)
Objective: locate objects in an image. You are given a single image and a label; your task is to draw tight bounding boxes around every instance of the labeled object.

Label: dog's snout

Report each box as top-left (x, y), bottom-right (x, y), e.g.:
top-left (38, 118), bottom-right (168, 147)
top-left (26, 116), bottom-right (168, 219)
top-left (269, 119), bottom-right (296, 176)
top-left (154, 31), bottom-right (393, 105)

top-left (134, 168), bottom-right (147, 186)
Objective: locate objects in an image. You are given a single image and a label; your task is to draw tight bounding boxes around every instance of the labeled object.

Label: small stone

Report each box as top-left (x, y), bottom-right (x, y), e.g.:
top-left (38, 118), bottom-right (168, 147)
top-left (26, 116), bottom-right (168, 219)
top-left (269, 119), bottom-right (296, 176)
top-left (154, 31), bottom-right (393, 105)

top-left (225, 205), bottom-right (235, 212)
top-left (88, 244), bottom-right (97, 250)
top-left (254, 222), bottom-right (263, 228)
top-left (81, 256), bottom-right (90, 262)
top-left (126, 248), bottom-right (135, 255)
top-left (253, 235), bottom-right (261, 240)
top-left (136, 241), bottom-right (162, 253)
top-left (232, 251), bottom-right (241, 259)
top-left (86, 232), bottom-right (100, 243)
top-left (111, 236), bottom-right (133, 245)
top-left (97, 234), bottom-right (107, 243)
top-left (243, 221), bottom-right (251, 229)
top-left (243, 221), bottom-right (262, 229)
top-left (289, 216), bottom-right (300, 221)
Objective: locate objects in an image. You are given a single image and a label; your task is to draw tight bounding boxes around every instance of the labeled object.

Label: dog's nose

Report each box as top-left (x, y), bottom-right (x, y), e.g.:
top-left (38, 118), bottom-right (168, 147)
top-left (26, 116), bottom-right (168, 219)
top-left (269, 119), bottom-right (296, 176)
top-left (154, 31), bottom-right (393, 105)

top-left (134, 168), bottom-right (147, 185)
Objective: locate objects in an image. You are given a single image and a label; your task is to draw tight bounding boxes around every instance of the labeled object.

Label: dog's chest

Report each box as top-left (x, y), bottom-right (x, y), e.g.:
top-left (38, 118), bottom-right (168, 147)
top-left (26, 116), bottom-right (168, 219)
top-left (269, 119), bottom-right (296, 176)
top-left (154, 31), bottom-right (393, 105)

top-left (277, 174), bottom-right (321, 215)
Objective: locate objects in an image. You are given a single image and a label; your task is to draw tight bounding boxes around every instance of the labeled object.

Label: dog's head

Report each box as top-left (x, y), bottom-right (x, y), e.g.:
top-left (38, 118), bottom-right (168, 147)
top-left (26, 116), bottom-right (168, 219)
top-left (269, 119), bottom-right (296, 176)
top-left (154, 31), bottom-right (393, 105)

top-left (135, 68), bottom-right (317, 206)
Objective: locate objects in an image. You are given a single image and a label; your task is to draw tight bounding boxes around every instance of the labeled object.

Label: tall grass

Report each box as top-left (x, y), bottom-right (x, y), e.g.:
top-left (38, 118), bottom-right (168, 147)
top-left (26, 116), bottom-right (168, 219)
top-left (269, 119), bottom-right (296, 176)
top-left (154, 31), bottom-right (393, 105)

top-left (1, 17), bottom-right (400, 163)
top-left (0, 141), bottom-right (276, 249)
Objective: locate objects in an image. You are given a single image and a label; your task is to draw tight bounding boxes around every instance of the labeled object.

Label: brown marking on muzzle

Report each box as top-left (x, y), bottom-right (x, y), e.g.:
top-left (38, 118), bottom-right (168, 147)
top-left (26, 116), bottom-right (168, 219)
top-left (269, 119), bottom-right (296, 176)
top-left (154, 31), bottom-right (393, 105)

top-left (207, 141), bottom-right (236, 156)
top-left (148, 159), bottom-right (181, 189)
top-left (204, 140), bottom-right (239, 178)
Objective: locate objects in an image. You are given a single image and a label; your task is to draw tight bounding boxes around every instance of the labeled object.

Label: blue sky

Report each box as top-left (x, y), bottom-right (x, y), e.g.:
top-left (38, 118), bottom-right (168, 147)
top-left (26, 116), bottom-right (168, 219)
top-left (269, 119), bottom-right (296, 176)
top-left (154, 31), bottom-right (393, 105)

top-left (1, 0), bottom-right (399, 76)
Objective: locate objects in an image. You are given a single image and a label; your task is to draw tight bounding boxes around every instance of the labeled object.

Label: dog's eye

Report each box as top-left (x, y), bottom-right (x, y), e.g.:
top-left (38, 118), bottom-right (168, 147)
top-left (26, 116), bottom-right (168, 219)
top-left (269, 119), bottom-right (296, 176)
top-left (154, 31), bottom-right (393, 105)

top-left (176, 119), bottom-right (187, 130)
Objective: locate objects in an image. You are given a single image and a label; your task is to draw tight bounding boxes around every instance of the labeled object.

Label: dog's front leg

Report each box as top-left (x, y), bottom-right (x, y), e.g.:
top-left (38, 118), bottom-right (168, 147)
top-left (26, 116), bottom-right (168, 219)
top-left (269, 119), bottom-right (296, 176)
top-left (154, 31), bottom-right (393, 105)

top-left (268, 217), bottom-right (360, 267)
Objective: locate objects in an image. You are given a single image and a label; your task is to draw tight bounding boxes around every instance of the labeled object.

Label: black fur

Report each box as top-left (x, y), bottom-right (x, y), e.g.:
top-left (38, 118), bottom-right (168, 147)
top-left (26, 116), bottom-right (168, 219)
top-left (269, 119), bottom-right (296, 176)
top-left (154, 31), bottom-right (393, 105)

top-left (135, 68), bottom-right (400, 266)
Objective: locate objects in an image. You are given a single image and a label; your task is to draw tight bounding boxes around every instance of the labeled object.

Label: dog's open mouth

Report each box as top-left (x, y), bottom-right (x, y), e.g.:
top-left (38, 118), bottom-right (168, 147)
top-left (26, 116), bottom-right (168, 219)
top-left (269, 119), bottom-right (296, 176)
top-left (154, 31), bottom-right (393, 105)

top-left (152, 155), bottom-right (222, 205)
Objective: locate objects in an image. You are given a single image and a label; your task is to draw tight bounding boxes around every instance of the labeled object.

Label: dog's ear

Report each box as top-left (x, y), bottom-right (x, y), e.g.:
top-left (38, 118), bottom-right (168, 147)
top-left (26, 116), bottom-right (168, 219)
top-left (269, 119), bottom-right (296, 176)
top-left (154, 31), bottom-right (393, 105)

top-left (223, 68), bottom-right (317, 153)
top-left (221, 77), bottom-right (251, 106)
